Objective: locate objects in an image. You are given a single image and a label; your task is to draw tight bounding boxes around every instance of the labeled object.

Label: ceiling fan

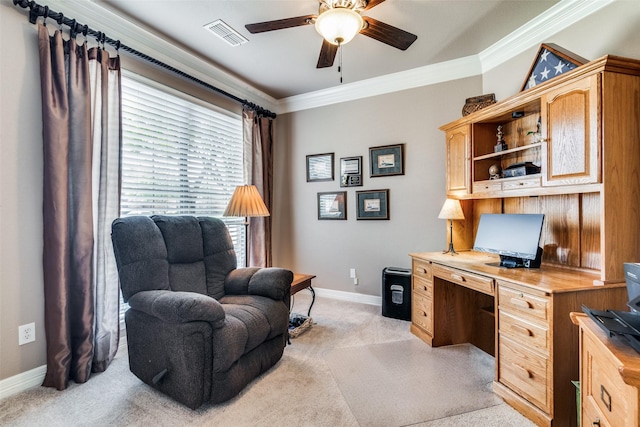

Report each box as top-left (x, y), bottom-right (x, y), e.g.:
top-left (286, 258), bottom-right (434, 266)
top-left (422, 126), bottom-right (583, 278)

top-left (245, 0), bottom-right (418, 69)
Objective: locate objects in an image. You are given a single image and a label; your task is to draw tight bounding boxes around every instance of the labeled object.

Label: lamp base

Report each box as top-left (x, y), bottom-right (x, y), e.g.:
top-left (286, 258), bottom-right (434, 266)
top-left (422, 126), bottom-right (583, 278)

top-left (442, 219), bottom-right (459, 255)
top-left (442, 243), bottom-right (459, 256)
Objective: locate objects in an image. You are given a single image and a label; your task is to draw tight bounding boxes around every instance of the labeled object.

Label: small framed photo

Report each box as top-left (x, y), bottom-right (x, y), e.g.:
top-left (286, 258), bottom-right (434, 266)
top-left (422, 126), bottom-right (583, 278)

top-left (306, 153), bottom-right (334, 182)
top-left (340, 156), bottom-right (363, 187)
top-left (317, 191), bottom-right (347, 220)
top-left (369, 144), bottom-right (404, 177)
top-left (356, 189), bottom-right (389, 220)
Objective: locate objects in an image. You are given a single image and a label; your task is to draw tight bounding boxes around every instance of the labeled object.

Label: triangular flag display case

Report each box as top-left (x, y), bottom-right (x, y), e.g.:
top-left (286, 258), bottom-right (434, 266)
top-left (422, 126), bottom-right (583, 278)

top-left (521, 43), bottom-right (588, 91)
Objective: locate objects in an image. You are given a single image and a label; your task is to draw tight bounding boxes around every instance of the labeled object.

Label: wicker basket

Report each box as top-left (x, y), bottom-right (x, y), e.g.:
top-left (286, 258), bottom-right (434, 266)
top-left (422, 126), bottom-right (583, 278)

top-left (289, 313), bottom-right (313, 338)
top-left (462, 93), bottom-right (496, 116)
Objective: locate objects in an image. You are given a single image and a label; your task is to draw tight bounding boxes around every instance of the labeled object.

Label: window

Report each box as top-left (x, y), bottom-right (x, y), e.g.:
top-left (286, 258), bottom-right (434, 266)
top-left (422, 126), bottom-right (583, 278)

top-left (120, 71), bottom-right (246, 261)
top-left (118, 72), bottom-right (246, 324)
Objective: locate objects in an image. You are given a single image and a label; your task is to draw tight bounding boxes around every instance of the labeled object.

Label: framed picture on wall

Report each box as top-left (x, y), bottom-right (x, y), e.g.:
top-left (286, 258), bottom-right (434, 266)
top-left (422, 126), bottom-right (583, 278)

top-left (356, 189), bottom-right (389, 220)
top-left (306, 153), bottom-right (334, 182)
top-left (369, 144), bottom-right (404, 177)
top-left (317, 191), bottom-right (347, 220)
top-left (340, 156), bottom-right (363, 187)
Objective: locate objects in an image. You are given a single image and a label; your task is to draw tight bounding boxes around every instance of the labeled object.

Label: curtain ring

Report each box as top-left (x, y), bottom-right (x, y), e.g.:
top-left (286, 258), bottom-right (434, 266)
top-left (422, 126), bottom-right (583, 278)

top-left (96, 31), bottom-right (102, 49)
top-left (115, 40), bottom-right (121, 56)
top-left (56, 12), bottom-right (64, 30)
top-left (42, 5), bottom-right (49, 26)
top-left (82, 25), bottom-right (88, 38)
top-left (70, 19), bottom-right (77, 38)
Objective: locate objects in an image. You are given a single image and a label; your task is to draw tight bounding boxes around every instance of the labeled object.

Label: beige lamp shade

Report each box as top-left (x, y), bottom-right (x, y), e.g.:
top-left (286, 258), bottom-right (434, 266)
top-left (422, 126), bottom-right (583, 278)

top-left (437, 199), bottom-right (465, 220)
top-left (223, 185), bottom-right (270, 218)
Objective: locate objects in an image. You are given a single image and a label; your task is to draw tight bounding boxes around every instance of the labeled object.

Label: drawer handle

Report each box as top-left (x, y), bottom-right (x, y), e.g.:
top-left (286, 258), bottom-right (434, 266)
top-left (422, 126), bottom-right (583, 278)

top-left (451, 273), bottom-right (466, 282)
top-left (416, 267), bottom-right (427, 274)
top-left (420, 311), bottom-right (427, 317)
top-left (510, 298), bottom-right (533, 309)
top-left (600, 385), bottom-right (612, 412)
top-left (510, 324), bottom-right (533, 336)
top-left (513, 364), bottom-right (532, 379)
top-left (422, 286), bottom-right (428, 291)
top-left (592, 418), bottom-right (600, 427)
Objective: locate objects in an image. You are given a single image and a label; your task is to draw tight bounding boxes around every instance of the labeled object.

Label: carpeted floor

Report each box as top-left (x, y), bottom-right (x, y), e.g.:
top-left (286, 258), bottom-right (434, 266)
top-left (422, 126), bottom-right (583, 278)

top-left (0, 293), bottom-right (535, 427)
top-left (325, 340), bottom-right (503, 427)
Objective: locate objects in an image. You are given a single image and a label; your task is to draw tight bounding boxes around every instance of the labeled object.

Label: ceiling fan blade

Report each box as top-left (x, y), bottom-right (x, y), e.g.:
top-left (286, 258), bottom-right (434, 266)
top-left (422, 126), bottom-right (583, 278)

top-left (363, 0), bottom-right (386, 10)
top-left (245, 15), bottom-right (316, 33)
top-left (360, 17), bottom-right (417, 51)
top-left (317, 40), bottom-right (338, 68)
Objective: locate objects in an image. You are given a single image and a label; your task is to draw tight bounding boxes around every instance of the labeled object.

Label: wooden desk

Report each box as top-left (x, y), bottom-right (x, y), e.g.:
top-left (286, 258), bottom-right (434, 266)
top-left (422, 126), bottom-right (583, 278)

top-left (409, 251), bottom-right (627, 427)
top-left (291, 274), bottom-right (316, 316)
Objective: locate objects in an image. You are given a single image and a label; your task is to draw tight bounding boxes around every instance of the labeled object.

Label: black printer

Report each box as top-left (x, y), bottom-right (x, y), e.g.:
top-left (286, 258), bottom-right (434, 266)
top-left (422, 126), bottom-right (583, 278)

top-left (583, 262), bottom-right (640, 353)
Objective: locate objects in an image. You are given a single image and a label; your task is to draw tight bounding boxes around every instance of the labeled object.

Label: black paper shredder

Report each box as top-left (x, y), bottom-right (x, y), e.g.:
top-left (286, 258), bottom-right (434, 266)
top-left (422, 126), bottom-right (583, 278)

top-left (382, 267), bottom-right (412, 321)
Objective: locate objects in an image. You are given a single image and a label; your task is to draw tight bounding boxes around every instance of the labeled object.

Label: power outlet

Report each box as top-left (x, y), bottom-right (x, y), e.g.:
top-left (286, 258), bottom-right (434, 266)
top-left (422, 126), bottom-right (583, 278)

top-left (19, 323), bottom-right (35, 345)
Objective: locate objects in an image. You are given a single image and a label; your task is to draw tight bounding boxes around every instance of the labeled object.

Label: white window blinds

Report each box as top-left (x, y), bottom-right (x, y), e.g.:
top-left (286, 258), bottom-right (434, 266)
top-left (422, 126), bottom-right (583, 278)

top-left (120, 71), bottom-right (246, 261)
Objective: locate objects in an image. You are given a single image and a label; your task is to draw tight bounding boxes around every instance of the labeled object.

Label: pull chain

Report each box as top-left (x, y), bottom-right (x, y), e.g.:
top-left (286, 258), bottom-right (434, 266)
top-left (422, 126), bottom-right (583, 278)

top-left (338, 41), bottom-right (343, 83)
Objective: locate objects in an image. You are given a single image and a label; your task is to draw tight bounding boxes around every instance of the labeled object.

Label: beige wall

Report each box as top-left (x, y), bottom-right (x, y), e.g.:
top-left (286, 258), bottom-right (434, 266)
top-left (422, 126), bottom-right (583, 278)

top-left (272, 80), bottom-right (480, 296)
top-left (2, 0), bottom-right (640, 383)
top-left (1, 0), bottom-right (48, 380)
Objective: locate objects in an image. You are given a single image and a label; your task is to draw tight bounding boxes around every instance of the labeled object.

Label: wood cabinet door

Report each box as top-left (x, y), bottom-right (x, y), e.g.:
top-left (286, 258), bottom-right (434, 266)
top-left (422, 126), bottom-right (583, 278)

top-left (445, 125), bottom-right (471, 196)
top-left (541, 75), bottom-right (600, 186)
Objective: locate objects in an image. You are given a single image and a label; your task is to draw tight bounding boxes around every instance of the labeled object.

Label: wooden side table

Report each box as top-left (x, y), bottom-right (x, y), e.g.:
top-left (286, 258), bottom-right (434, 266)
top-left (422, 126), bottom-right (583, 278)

top-left (571, 312), bottom-right (640, 426)
top-left (291, 274), bottom-right (316, 316)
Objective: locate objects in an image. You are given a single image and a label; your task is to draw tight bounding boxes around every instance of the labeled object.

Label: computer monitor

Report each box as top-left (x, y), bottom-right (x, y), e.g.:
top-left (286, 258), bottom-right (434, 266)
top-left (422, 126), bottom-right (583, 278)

top-left (473, 213), bottom-right (544, 268)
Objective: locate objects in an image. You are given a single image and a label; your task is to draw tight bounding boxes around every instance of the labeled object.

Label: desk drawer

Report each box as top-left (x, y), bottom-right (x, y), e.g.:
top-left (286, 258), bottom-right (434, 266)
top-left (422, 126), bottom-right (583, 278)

top-left (432, 265), bottom-right (494, 296)
top-left (473, 180), bottom-right (502, 194)
top-left (412, 276), bottom-right (432, 298)
top-left (583, 331), bottom-right (634, 427)
top-left (412, 293), bottom-right (432, 334)
top-left (499, 335), bottom-right (550, 412)
top-left (502, 176), bottom-right (541, 191)
top-left (498, 284), bottom-right (549, 323)
top-left (499, 310), bottom-right (549, 353)
top-left (583, 396), bottom-right (611, 427)
top-left (413, 259), bottom-right (433, 282)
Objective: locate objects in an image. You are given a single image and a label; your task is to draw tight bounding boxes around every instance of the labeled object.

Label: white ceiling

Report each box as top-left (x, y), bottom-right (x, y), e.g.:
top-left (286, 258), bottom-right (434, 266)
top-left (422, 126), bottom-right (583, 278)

top-left (96, 0), bottom-right (561, 100)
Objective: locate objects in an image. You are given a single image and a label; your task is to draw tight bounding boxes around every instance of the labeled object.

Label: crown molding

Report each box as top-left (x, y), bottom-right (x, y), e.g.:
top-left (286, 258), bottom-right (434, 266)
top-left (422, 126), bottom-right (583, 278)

top-left (277, 55), bottom-right (482, 114)
top-left (39, 0), bottom-right (278, 113)
top-left (277, 0), bottom-right (614, 114)
top-left (479, 0), bottom-right (614, 72)
top-left (29, 0), bottom-right (614, 116)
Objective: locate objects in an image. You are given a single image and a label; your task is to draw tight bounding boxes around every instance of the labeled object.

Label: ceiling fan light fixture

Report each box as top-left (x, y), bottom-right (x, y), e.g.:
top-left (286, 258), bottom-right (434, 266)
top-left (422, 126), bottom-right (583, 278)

top-left (315, 7), bottom-right (364, 45)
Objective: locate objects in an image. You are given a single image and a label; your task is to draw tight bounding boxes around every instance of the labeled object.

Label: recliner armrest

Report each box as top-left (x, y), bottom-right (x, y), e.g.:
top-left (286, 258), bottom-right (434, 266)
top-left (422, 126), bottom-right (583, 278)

top-left (128, 290), bottom-right (225, 327)
top-left (225, 267), bottom-right (293, 301)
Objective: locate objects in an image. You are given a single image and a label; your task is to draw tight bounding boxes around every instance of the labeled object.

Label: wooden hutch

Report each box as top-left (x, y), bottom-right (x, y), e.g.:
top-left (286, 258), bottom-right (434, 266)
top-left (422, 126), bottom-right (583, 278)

top-left (411, 55), bottom-right (640, 426)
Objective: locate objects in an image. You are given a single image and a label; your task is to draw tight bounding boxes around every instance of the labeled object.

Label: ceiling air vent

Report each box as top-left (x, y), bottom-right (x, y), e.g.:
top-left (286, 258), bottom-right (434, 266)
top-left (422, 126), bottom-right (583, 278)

top-left (203, 20), bottom-right (248, 47)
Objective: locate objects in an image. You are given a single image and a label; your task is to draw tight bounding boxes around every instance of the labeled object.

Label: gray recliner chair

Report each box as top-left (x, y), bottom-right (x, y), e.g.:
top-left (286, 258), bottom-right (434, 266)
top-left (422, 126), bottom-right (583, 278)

top-left (111, 215), bottom-right (293, 409)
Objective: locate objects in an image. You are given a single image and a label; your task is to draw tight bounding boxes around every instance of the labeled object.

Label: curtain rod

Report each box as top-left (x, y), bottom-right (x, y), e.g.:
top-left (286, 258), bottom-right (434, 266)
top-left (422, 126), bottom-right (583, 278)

top-left (12, 0), bottom-right (277, 119)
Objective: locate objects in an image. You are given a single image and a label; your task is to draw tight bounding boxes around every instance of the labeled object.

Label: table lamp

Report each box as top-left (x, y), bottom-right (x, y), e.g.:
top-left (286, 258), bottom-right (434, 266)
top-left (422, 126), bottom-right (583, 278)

top-left (223, 185), bottom-right (270, 267)
top-left (438, 199), bottom-right (465, 255)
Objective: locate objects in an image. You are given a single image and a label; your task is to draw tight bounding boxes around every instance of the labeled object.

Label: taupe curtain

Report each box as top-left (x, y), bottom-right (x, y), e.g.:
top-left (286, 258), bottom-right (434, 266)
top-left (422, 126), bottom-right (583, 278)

top-left (38, 24), bottom-right (122, 389)
top-left (243, 108), bottom-right (274, 267)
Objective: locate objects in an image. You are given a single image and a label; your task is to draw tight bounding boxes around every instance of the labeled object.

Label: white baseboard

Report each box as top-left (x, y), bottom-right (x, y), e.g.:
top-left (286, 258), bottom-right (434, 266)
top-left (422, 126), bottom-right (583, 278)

top-left (0, 365), bottom-right (46, 400)
top-left (0, 337), bottom-right (128, 400)
top-left (312, 287), bottom-right (382, 306)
